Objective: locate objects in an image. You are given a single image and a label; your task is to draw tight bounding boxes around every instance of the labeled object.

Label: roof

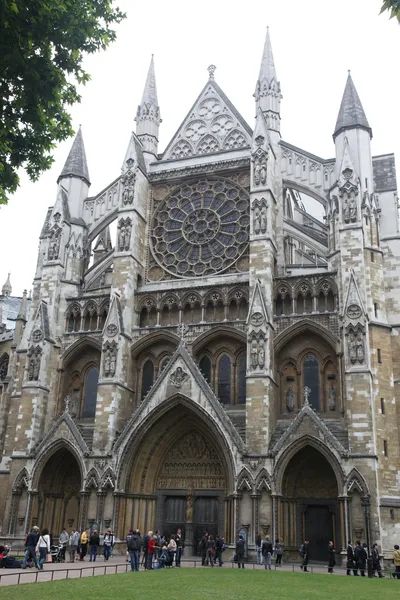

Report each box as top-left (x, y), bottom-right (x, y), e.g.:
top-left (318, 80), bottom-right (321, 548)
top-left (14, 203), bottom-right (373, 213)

top-left (58, 127), bottom-right (91, 185)
top-left (334, 73), bottom-right (372, 138)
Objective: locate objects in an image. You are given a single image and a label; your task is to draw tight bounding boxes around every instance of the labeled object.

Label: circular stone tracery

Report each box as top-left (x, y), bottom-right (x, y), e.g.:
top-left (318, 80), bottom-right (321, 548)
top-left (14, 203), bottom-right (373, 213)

top-left (151, 178), bottom-right (249, 278)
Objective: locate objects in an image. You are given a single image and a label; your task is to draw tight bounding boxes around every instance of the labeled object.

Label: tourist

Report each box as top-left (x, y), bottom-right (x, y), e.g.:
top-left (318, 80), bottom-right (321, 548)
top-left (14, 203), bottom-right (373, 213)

top-left (103, 528), bottom-right (114, 561)
top-left (206, 535), bottom-right (216, 567)
top-left (147, 534), bottom-right (157, 570)
top-left (175, 528), bottom-right (183, 567)
top-left (392, 544), bottom-right (400, 579)
top-left (36, 527), bottom-right (51, 569)
top-left (275, 538), bottom-right (284, 566)
top-left (59, 528), bottom-right (69, 562)
top-left (142, 530), bottom-right (151, 568)
top-left (200, 531), bottom-right (208, 566)
top-left (127, 529), bottom-right (141, 572)
top-left (89, 529), bottom-right (100, 562)
top-left (215, 535), bottom-right (224, 567)
top-left (22, 526), bottom-right (39, 569)
top-left (299, 540), bottom-right (309, 572)
top-left (167, 535), bottom-right (177, 566)
top-left (158, 545), bottom-right (169, 568)
top-left (69, 528), bottom-right (80, 562)
top-left (79, 528), bottom-right (88, 561)
top-left (354, 540), bottom-right (367, 576)
top-left (371, 543), bottom-right (384, 577)
top-left (256, 532), bottom-right (262, 565)
top-left (327, 541), bottom-right (335, 573)
top-left (262, 536), bottom-right (273, 570)
top-left (235, 534), bottom-right (245, 569)
top-left (346, 540), bottom-right (357, 575)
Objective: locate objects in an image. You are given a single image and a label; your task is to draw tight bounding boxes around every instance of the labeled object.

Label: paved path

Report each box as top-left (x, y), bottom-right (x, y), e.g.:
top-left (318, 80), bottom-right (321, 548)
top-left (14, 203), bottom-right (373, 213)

top-left (0, 556), bottom-right (373, 587)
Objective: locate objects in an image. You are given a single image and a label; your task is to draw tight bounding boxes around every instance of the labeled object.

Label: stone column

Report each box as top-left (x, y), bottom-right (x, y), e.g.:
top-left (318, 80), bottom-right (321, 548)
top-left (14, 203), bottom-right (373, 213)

top-left (79, 491), bottom-right (90, 531)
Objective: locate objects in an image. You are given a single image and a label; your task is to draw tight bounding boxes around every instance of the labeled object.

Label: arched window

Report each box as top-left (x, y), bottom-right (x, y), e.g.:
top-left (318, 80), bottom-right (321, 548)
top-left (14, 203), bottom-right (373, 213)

top-left (140, 308), bottom-right (148, 328)
top-left (218, 354), bottom-right (231, 404)
top-left (141, 360), bottom-right (154, 400)
top-left (82, 367), bottom-right (99, 418)
top-left (238, 354), bottom-right (246, 404)
top-left (199, 355), bottom-right (212, 385)
top-left (303, 354), bottom-right (320, 411)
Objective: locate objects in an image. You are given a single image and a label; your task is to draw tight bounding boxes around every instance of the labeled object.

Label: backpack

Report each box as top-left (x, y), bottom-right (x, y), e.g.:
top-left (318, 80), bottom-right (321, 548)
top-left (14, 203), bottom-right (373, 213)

top-left (128, 536), bottom-right (140, 551)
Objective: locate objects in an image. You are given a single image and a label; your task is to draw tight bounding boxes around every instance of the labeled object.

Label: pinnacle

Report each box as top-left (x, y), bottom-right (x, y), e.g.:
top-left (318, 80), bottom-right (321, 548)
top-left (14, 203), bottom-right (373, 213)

top-left (258, 26), bottom-right (277, 83)
top-left (1, 273), bottom-right (12, 297)
top-left (58, 126), bottom-right (91, 185)
top-left (140, 55), bottom-right (158, 107)
top-left (334, 72), bottom-right (372, 139)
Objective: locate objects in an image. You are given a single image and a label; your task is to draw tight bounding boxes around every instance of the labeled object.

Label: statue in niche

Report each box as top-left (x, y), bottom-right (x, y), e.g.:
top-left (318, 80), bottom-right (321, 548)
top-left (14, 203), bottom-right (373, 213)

top-left (349, 194), bottom-right (357, 222)
top-left (260, 156), bottom-right (267, 185)
top-left (258, 340), bottom-right (265, 369)
top-left (48, 229), bottom-right (61, 260)
top-left (103, 341), bottom-right (117, 378)
top-left (328, 384), bottom-right (336, 411)
top-left (254, 207), bottom-right (261, 235)
top-left (118, 218), bottom-right (132, 251)
top-left (251, 341), bottom-right (258, 369)
top-left (348, 333), bottom-right (357, 364)
top-left (27, 346), bottom-right (42, 381)
top-left (356, 333), bottom-right (365, 363)
top-left (254, 159), bottom-right (261, 186)
top-left (343, 197), bottom-right (350, 223)
top-left (260, 205), bottom-right (267, 233)
top-left (104, 351), bottom-right (111, 376)
top-left (286, 386), bottom-right (295, 412)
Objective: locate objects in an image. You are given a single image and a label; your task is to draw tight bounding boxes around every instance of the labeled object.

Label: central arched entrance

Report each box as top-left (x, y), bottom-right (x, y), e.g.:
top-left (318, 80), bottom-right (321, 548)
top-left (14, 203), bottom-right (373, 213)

top-left (280, 446), bottom-right (340, 560)
top-left (121, 403), bottom-right (232, 554)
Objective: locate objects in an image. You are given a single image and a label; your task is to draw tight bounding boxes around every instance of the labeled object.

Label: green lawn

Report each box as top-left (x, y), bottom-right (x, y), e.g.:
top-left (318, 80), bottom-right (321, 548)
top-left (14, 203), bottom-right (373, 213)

top-left (0, 569), bottom-right (398, 599)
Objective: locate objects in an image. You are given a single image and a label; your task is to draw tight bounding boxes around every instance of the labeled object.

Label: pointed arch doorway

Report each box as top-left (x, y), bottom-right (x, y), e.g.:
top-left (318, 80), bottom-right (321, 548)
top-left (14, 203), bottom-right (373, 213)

top-left (280, 446), bottom-right (341, 561)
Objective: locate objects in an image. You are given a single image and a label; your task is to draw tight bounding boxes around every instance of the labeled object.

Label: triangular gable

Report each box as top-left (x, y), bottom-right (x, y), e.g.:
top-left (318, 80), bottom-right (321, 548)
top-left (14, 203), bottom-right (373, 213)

top-left (247, 279), bottom-right (271, 328)
top-left (343, 269), bottom-right (366, 322)
top-left (162, 79), bottom-right (252, 161)
top-left (29, 300), bottom-right (53, 343)
top-left (103, 293), bottom-right (124, 337)
top-left (270, 402), bottom-right (347, 458)
top-left (31, 411), bottom-right (89, 457)
top-left (115, 343), bottom-right (245, 454)
top-left (338, 137), bottom-right (358, 186)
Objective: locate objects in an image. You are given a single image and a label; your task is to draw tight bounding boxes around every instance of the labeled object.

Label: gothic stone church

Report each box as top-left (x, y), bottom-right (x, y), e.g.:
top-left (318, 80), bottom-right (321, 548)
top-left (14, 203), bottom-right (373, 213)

top-left (0, 30), bottom-right (399, 561)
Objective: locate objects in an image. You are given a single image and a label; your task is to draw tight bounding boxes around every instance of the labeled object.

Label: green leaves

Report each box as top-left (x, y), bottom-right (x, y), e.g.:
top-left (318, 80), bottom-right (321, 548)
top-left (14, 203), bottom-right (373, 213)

top-left (380, 0), bottom-right (400, 22)
top-left (0, 0), bottom-right (126, 204)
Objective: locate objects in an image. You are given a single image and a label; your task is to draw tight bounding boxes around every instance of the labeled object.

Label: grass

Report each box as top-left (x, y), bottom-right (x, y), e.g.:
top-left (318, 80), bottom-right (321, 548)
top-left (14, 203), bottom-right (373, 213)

top-left (0, 569), bottom-right (399, 600)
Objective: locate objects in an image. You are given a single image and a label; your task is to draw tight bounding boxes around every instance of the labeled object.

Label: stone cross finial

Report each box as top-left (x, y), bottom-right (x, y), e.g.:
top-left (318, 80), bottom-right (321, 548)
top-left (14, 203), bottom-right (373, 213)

top-left (207, 65), bottom-right (216, 80)
top-left (303, 386), bottom-right (311, 406)
top-left (64, 395), bottom-right (71, 413)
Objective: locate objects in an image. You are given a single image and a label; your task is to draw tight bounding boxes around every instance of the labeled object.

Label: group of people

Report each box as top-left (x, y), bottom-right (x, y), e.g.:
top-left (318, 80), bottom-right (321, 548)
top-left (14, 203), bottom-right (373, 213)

top-left (256, 536), bottom-right (285, 569)
top-left (126, 528), bottom-right (185, 571)
top-left (20, 526), bottom-right (115, 569)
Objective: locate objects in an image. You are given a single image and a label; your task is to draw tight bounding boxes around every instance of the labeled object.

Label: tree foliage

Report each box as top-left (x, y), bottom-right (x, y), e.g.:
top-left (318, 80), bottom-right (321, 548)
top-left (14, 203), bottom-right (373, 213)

top-left (380, 0), bottom-right (400, 22)
top-left (0, 0), bottom-right (125, 204)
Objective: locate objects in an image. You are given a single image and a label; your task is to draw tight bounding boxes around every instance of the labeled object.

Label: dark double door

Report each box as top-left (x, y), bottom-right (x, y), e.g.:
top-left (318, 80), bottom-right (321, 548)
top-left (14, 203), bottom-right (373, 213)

top-left (304, 505), bottom-right (334, 561)
top-left (163, 495), bottom-right (219, 554)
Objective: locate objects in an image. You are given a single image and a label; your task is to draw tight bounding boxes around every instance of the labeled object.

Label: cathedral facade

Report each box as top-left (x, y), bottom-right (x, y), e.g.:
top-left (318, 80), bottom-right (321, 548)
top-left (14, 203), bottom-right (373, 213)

top-left (0, 31), bottom-right (399, 560)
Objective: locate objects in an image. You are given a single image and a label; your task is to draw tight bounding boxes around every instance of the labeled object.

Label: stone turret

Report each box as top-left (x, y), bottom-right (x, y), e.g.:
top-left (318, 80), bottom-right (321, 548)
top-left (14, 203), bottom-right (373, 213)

top-left (254, 27), bottom-right (282, 142)
top-left (57, 126), bottom-right (91, 218)
top-left (1, 273), bottom-right (11, 297)
top-left (135, 55), bottom-right (161, 164)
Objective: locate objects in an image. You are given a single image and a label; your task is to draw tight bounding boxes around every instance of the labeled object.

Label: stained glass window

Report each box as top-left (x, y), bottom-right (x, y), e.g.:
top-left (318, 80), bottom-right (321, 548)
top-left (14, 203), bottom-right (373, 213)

top-left (141, 360), bottom-right (154, 401)
top-left (82, 367), bottom-right (99, 418)
top-left (218, 354), bottom-right (231, 404)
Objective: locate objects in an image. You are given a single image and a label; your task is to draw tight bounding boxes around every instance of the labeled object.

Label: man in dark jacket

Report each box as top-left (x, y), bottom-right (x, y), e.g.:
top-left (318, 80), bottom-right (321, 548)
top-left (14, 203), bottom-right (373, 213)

top-left (175, 528), bottom-right (183, 567)
top-left (22, 526), bottom-right (39, 569)
top-left (300, 540), bottom-right (309, 572)
top-left (89, 529), bottom-right (100, 562)
top-left (327, 541), bottom-right (336, 573)
top-left (261, 536), bottom-right (273, 570)
top-left (346, 541), bottom-right (357, 575)
top-left (200, 531), bottom-right (208, 566)
top-left (354, 540), bottom-right (367, 576)
top-left (371, 543), bottom-right (383, 578)
top-left (215, 535), bottom-right (224, 567)
top-left (236, 535), bottom-right (245, 569)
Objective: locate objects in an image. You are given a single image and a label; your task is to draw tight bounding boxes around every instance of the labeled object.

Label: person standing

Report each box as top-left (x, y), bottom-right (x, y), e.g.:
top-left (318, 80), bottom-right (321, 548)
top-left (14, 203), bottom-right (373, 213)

top-left (22, 526), bottom-right (39, 569)
top-left (147, 534), bottom-right (156, 570)
top-left (275, 538), bottom-right (284, 566)
top-left (300, 540), bottom-right (309, 572)
top-left (327, 541), bottom-right (336, 573)
top-left (59, 528), bottom-right (69, 562)
top-left (142, 530), bottom-right (151, 569)
top-left (36, 528), bottom-right (51, 569)
top-left (255, 533), bottom-right (262, 565)
top-left (69, 529), bottom-right (80, 562)
top-left (261, 536), bottom-right (273, 570)
top-left (346, 540), bottom-right (357, 575)
top-left (175, 528), bottom-right (183, 567)
top-left (371, 543), bottom-right (383, 578)
top-left (215, 535), bottom-right (224, 567)
top-left (79, 528), bottom-right (88, 561)
top-left (200, 531), bottom-right (208, 566)
top-left (236, 534), bottom-right (245, 569)
top-left (127, 529), bottom-right (141, 572)
top-left (393, 544), bottom-right (400, 579)
top-left (89, 529), bottom-right (100, 562)
top-left (103, 529), bottom-right (114, 562)
top-left (206, 535), bottom-right (216, 567)
top-left (167, 535), bottom-right (177, 567)
top-left (354, 540), bottom-right (367, 576)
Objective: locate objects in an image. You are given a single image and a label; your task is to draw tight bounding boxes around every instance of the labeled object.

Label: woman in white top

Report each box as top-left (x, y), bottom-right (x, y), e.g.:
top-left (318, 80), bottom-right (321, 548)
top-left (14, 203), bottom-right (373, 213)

top-left (36, 528), bottom-right (51, 569)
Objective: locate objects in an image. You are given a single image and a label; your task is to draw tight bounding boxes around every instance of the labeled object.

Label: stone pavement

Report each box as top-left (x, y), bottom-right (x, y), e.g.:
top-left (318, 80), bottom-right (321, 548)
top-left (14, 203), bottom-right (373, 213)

top-left (0, 556), bottom-right (376, 587)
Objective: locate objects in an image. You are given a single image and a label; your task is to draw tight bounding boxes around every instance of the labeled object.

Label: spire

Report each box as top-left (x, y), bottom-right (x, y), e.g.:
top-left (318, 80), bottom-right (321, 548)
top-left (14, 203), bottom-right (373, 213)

top-left (333, 72), bottom-right (372, 139)
top-left (255, 28), bottom-right (281, 138)
top-left (58, 127), bottom-right (91, 185)
top-left (135, 56), bottom-right (161, 160)
top-left (2, 273), bottom-right (12, 297)
top-left (16, 290), bottom-right (28, 321)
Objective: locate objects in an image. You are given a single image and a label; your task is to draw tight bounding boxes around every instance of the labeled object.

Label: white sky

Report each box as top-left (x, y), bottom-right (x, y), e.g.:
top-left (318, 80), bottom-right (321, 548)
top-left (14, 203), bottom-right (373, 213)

top-left (1, 0), bottom-right (399, 296)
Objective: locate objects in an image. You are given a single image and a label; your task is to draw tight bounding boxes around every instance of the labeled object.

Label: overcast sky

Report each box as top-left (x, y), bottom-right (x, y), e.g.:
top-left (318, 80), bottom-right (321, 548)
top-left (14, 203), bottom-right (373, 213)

top-left (1, 0), bottom-right (399, 296)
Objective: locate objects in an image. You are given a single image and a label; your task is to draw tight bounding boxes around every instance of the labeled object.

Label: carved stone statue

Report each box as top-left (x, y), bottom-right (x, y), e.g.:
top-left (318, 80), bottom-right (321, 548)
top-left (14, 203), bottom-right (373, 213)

top-left (27, 345), bottom-right (42, 381)
top-left (258, 341), bottom-right (265, 369)
top-left (260, 156), bottom-right (267, 185)
top-left (103, 341), bottom-right (117, 378)
top-left (254, 160), bottom-right (261, 186)
top-left (104, 351), bottom-right (111, 376)
top-left (118, 218), bottom-right (132, 252)
top-left (251, 341), bottom-right (258, 369)
top-left (118, 224), bottom-right (126, 251)
top-left (260, 205), bottom-right (267, 233)
top-left (48, 229), bottom-right (61, 261)
top-left (356, 333), bottom-right (364, 363)
top-left (328, 384), bottom-right (336, 411)
top-left (254, 207), bottom-right (261, 235)
top-left (170, 366), bottom-right (189, 388)
top-left (348, 333), bottom-right (357, 364)
top-left (343, 197), bottom-right (350, 223)
top-left (349, 195), bottom-right (357, 222)
top-left (286, 386), bottom-right (295, 412)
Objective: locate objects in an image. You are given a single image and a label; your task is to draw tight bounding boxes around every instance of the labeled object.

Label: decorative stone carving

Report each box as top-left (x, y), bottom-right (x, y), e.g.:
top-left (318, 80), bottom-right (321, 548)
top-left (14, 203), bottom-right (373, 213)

top-left (170, 366), bottom-right (189, 388)
top-left (31, 329), bottom-right (43, 343)
top-left (48, 226), bottom-right (61, 260)
top-left (356, 332), bottom-right (365, 363)
top-left (250, 312), bottom-right (264, 327)
top-left (286, 386), bottom-right (295, 412)
top-left (251, 340), bottom-right (258, 369)
top-left (303, 386), bottom-right (311, 406)
top-left (258, 341), bottom-right (265, 369)
top-left (27, 345), bottom-right (42, 381)
top-left (106, 324), bottom-right (118, 337)
top-left (121, 160), bottom-right (136, 205)
top-left (252, 198), bottom-right (268, 235)
top-left (347, 304), bottom-right (361, 319)
top-left (253, 154), bottom-right (267, 186)
top-left (328, 384), bottom-right (336, 411)
top-left (249, 332), bottom-right (266, 371)
top-left (117, 217), bottom-right (132, 252)
top-left (348, 330), bottom-right (365, 365)
top-left (103, 341), bottom-right (118, 378)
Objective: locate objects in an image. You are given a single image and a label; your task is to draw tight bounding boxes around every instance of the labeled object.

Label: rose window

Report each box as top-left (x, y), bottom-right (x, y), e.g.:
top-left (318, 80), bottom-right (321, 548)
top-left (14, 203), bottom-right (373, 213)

top-left (151, 178), bottom-right (249, 277)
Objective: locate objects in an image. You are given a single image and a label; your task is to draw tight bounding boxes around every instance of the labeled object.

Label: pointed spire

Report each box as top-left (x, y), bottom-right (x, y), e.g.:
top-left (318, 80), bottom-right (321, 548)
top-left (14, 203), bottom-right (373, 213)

top-left (255, 28), bottom-right (281, 137)
top-left (135, 56), bottom-right (161, 160)
top-left (334, 72), bottom-right (372, 139)
top-left (17, 290), bottom-right (28, 321)
top-left (2, 273), bottom-right (12, 297)
top-left (58, 127), bottom-right (91, 185)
